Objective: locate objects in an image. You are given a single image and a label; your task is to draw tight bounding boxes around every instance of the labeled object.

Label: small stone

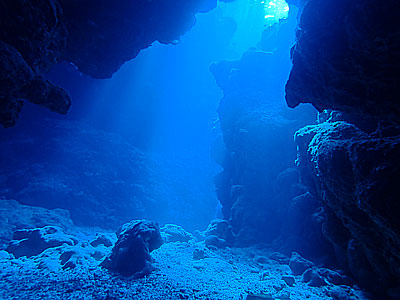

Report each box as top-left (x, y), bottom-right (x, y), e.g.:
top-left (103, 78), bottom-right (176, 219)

top-left (250, 267), bottom-right (259, 273)
top-left (318, 268), bottom-right (353, 286)
top-left (193, 249), bottom-right (205, 260)
top-left (161, 224), bottom-right (194, 243)
top-left (90, 234), bottom-right (113, 247)
top-left (205, 235), bottom-right (227, 249)
top-left (309, 273), bottom-right (327, 287)
top-left (282, 275), bottom-right (295, 287)
top-left (268, 252), bottom-right (289, 265)
top-left (254, 255), bottom-right (269, 264)
top-left (289, 252), bottom-right (313, 276)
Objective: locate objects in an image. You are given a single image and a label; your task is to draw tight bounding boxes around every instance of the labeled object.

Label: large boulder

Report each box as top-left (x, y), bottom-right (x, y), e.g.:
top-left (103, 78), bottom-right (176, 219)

top-left (101, 220), bottom-right (163, 277)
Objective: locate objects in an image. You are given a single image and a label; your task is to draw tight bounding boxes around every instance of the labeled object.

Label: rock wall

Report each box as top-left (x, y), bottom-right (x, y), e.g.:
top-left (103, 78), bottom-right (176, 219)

top-left (211, 43), bottom-right (317, 246)
top-left (295, 117), bottom-right (400, 293)
top-left (286, 0), bottom-right (400, 122)
top-left (0, 0), bottom-right (216, 127)
top-left (286, 0), bottom-right (400, 297)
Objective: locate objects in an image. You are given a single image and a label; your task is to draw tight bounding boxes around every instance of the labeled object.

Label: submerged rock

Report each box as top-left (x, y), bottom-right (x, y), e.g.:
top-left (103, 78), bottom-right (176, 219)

top-left (204, 219), bottom-right (235, 245)
top-left (6, 226), bottom-right (77, 258)
top-left (0, 0), bottom-right (217, 127)
top-left (288, 252), bottom-right (313, 276)
top-left (281, 275), bottom-right (295, 287)
top-left (286, 0), bottom-right (400, 122)
top-left (101, 220), bottom-right (163, 278)
top-left (0, 199), bottom-right (73, 250)
top-left (161, 224), bottom-right (194, 243)
top-left (205, 235), bottom-right (227, 249)
top-left (90, 234), bottom-right (113, 248)
top-left (295, 120), bottom-right (400, 293)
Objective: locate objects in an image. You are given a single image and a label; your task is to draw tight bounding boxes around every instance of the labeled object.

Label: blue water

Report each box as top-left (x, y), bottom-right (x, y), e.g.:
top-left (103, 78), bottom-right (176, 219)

top-left (1, 1), bottom-right (370, 299)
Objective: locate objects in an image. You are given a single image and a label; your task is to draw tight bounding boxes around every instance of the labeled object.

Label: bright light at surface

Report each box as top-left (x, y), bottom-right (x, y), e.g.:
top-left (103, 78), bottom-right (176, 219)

top-left (218, 0), bottom-right (290, 57)
top-left (263, 0), bottom-right (289, 23)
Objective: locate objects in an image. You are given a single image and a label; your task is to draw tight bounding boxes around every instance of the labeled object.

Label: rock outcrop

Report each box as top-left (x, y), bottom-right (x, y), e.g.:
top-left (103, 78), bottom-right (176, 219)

top-left (286, 0), bottom-right (400, 122)
top-left (294, 119), bottom-right (400, 294)
top-left (101, 220), bottom-right (163, 277)
top-left (6, 226), bottom-right (77, 258)
top-left (0, 0), bottom-right (217, 127)
top-left (0, 199), bottom-right (73, 250)
top-left (286, 0), bottom-right (400, 297)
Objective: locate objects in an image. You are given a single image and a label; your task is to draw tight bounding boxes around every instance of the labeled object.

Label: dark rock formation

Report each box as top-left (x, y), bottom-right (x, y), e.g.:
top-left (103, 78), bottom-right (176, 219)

top-left (59, 0), bottom-right (217, 79)
top-left (0, 0), bottom-right (216, 127)
top-left (101, 220), bottom-right (163, 277)
top-left (295, 119), bottom-right (400, 294)
top-left (288, 251), bottom-right (313, 276)
top-left (6, 225), bottom-right (77, 258)
top-left (277, 191), bottom-right (333, 261)
top-left (286, 0), bottom-right (400, 297)
top-left (0, 0), bottom-right (70, 127)
top-left (286, 0), bottom-right (400, 122)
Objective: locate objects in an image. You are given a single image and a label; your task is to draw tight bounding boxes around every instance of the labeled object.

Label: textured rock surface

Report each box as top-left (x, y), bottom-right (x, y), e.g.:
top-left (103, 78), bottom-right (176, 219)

top-left (0, 1), bottom-right (70, 127)
top-left (59, 0), bottom-right (217, 79)
top-left (6, 226), bottom-right (77, 258)
top-left (0, 0), bottom-right (216, 127)
top-left (161, 224), bottom-right (194, 243)
top-left (286, 0), bottom-right (400, 297)
top-left (289, 252), bottom-right (313, 276)
top-left (0, 199), bottom-right (73, 250)
top-left (0, 236), bottom-right (371, 300)
top-left (101, 220), bottom-right (163, 277)
top-left (286, 0), bottom-right (400, 121)
top-left (203, 219), bottom-right (235, 245)
top-left (295, 120), bottom-right (400, 294)
top-left (278, 192), bottom-right (332, 261)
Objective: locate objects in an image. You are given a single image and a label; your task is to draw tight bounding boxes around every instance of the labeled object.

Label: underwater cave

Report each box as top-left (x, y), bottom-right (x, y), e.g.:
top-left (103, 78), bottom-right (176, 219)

top-left (0, 0), bottom-right (400, 299)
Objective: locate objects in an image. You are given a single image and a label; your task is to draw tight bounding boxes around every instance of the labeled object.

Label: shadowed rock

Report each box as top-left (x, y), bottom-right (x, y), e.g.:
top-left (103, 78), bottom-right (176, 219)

top-left (6, 226), bottom-right (77, 258)
top-left (295, 119), bottom-right (400, 294)
top-left (0, 0), bottom-right (217, 127)
top-left (286, 0), bottom-right (400, 122)
top-left (101, 220), bottom-right (163, 277)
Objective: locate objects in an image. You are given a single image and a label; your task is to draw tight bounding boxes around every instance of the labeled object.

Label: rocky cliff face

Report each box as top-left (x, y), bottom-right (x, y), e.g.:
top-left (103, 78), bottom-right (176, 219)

top-left (0, 0), bottom-right (216, 127)
top-left (286, 0), bottom-right (400, 297)
top-left (295, 118), bottom-right (400, 294)
top-left (211, 47), bottom-right (318, 246)
top-left (286, 0), bottom-right (400, 122)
